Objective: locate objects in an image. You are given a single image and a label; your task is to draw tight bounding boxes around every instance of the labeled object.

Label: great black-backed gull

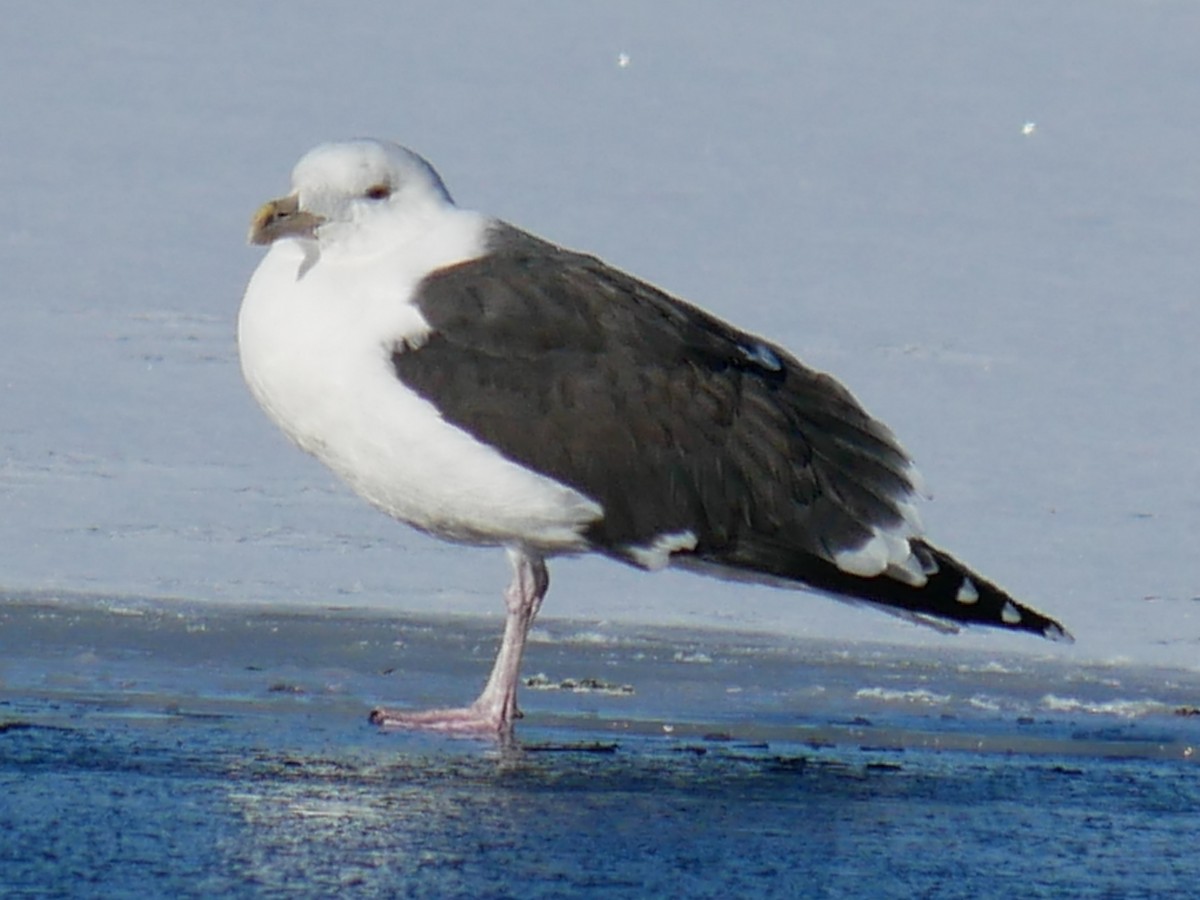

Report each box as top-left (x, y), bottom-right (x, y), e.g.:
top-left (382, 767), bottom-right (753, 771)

top-left (239, 139), bottom-right (1069, 734)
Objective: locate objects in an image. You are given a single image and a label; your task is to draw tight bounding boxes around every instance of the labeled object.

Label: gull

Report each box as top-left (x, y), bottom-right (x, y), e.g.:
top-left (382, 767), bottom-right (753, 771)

top-left (239, 139), bottom-right (1069, 734)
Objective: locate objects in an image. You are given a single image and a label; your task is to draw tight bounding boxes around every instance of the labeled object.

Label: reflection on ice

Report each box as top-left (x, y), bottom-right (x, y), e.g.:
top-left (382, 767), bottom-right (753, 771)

top-left (2, 590), bottom-right (1199, 897)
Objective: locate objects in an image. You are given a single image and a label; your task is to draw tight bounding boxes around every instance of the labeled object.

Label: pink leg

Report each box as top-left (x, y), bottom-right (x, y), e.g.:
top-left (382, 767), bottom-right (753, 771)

top-left (369, 548), bottom-right (548, 735)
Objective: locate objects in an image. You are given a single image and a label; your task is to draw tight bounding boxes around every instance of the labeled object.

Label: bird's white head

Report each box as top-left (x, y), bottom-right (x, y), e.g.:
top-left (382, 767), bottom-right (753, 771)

top-left (248, 139), bottom-right (458, 254)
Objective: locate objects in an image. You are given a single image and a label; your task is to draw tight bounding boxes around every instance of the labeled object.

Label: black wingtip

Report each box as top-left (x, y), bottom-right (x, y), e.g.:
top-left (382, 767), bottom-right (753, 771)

top-left (721, 538), bottom-right (1071, 642)
top-left (1042, 621), bottom-right (1075, 644)
top-left (901, 541), bottom-right (1070, 641)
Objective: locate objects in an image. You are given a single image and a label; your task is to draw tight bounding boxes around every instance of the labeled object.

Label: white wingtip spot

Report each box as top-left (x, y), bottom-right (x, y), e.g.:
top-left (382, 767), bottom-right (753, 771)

top-left (904, 463), bottom-right (930, 500)
top-left (885, 554), bottom-right (928, 587)
top-left (737, 341), bottom-right (783, 372)
top-left (895, 500), bottom-right (925, 537)
top-left (626, 530), bottom-right (698, 571)
top-left (839, 524), bottom-right (932, 584)
top-left (956, 578), bottom-right (979, 605)
top-left (1001, 601), bottom-right (1023, 625)
top-left (834, 533), bottom-right (891, 577)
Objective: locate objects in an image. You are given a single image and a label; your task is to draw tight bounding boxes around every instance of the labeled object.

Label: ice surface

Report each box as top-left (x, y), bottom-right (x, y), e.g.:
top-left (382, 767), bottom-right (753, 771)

top-left (2, 599), bottom-right (1197, 758)
top-left (1, 2), bottom-right (1198, 675)
top-left (3, 599), bottom-right (1198, 894)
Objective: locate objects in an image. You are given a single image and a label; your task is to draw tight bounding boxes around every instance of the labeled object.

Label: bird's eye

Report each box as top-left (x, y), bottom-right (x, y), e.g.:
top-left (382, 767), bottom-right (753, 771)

top-left (364, 184), bottom-right (392, 201)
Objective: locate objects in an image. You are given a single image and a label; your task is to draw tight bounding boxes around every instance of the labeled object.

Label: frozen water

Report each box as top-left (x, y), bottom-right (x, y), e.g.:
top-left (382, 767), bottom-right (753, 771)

top-left (1, 600), bottom-right (1198, 896)
top-left (1, 2), bottom-right (1198, 684)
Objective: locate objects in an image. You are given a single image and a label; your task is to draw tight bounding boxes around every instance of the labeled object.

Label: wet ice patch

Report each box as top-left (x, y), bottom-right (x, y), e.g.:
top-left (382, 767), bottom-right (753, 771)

top-left (967, 695), bottom-right (1003, 712)
top-left (855, 687), bottom-right (952, 705)
top-left (956, 660), bottom-right (1019, 675)
top-left (524, 673), bottom-right (635, 695)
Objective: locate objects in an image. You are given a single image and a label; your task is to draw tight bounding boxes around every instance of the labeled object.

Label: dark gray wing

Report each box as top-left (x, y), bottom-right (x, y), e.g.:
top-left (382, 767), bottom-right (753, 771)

top-left (393, 224), bottom-right (1069, 641)
top-left (392, 224), bottom-right (916, 563)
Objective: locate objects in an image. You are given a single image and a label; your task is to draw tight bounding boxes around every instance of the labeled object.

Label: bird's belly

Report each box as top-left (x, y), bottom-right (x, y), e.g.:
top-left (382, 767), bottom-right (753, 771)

top-left (237, 261), bottom-right (601, 550)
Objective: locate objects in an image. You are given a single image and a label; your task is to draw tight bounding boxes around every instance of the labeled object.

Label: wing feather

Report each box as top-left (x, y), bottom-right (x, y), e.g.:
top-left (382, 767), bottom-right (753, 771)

top-left (391, 224), bottom-right (919, 568)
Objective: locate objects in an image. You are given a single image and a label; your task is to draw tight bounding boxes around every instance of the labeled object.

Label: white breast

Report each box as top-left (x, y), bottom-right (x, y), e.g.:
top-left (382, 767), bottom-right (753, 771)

top-left (237, 217), bottom-right (602, 551)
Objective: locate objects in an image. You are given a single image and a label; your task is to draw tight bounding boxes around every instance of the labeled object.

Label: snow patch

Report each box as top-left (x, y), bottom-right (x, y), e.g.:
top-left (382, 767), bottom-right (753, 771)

top-left (855, 687), bottom-right (952, 705)
top-left (1040, 695), bottom-right (1173, 719)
